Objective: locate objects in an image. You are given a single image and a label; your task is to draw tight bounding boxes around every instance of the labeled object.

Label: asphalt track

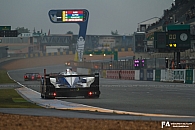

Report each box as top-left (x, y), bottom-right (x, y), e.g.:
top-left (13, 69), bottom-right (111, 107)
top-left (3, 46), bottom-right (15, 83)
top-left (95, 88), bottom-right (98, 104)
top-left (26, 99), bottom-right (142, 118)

top-left (7, 64), bottom-right (195, 118)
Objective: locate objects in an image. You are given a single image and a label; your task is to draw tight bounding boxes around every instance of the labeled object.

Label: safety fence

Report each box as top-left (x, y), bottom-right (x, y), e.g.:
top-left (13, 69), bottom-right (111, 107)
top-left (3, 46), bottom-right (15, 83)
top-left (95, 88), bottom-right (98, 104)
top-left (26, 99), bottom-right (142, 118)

top-left (19, 47), bottom-right (133, 58)
top-left (75, 67), bottom-right (195, 84)
top-left (68, 60), bottom-right (135, 70)
top-left (68, 58), bottom-right (168, 71)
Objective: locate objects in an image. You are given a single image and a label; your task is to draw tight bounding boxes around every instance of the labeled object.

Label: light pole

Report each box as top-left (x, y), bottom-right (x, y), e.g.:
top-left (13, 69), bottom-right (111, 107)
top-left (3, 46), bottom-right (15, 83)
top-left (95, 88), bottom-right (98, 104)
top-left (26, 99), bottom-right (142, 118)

top-left (165, 57), bottom-right (169, 69)
top-left (110, 52), bottom-right (112, 70)
top-left (103, 53), bottom-right (106, 61)
top-left (20, 34), bottom-right (23, 43)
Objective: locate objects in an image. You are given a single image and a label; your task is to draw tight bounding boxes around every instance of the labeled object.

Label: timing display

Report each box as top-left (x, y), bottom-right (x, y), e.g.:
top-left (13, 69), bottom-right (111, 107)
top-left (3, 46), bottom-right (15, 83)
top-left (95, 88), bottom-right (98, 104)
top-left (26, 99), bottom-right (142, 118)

top-left (62, 10), bottom-right (84, 22)
top-left (49, 9), bottom-right (88, 23)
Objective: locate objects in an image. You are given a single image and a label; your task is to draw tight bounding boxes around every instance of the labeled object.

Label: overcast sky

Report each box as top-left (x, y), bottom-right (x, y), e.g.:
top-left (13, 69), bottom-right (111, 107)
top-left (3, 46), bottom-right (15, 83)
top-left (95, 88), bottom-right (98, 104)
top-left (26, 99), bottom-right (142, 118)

top-left (0, 0), bottom-right (173, 35)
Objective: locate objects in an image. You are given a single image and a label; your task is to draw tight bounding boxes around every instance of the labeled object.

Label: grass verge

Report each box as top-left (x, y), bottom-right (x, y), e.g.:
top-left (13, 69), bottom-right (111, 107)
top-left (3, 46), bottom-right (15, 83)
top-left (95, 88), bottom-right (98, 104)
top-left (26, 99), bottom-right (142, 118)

top-left (0, 69), bottom-right (15, 84)
top-left (0, 113), bottom-right (194, 130)
top-left (0, 89), bottom-right (41, 108)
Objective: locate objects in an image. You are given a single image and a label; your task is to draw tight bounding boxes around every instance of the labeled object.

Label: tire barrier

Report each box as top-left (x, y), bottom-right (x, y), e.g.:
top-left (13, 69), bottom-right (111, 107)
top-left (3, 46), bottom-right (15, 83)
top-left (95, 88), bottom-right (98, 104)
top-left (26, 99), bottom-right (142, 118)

top-left (106, 70), bottom-right (135, 80)
top-left (121, 70), bottom-right (135, 80)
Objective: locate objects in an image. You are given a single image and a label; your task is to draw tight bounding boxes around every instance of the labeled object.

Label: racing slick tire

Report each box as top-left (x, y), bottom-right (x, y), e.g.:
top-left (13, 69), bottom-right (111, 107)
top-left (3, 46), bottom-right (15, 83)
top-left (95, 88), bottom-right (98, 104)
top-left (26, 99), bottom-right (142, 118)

top-left (84, 94), bottom-right (100, 99)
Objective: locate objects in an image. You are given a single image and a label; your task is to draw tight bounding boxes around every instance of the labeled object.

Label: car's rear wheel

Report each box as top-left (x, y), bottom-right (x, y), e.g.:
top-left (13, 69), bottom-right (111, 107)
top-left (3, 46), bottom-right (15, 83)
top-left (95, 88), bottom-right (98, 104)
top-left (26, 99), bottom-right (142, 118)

top-left (94, 95), bottom-right (100, 98)
top-left (84, 95), bottom-right (100, 99)
top-left (84, 95), bottom-right (89, 98)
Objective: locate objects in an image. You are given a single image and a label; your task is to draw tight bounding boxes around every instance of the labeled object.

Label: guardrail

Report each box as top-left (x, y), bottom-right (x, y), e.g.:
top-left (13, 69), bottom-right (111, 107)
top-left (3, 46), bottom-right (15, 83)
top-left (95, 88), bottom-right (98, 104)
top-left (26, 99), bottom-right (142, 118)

top-left (0, 57), bottom-right (25, 68)
top-left (68, 60), bottom-right (135, 70)
top-left (73, 65), bottom-right (195, 84)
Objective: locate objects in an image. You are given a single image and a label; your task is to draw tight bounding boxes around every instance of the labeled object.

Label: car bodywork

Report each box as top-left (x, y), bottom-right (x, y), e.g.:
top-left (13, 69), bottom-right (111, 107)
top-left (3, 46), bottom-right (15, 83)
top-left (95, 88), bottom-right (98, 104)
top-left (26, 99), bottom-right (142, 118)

top-left (24, 73), bottom-right (41, 81)
top-left (40, 69), bottom-right (100, 99)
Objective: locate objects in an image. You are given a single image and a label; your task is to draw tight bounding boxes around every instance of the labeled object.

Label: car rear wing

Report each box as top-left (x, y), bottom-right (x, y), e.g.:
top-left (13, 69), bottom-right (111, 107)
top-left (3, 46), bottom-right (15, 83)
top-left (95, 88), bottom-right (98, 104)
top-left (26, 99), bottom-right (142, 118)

top-left (49, 74), bottom-right (99, 78)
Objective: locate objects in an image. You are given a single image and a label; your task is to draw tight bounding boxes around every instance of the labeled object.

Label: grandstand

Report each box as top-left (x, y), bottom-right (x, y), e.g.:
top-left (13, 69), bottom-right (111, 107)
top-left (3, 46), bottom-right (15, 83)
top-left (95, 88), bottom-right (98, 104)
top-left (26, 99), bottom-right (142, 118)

top-left (134, 0), bottom-right (195, 69)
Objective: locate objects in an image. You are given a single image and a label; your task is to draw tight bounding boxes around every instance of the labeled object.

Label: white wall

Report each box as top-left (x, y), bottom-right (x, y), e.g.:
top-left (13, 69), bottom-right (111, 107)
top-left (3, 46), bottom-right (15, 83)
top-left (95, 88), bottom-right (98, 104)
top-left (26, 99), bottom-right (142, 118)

top-left (161, 69), bottom-right (166, 81)
top-left (153, 70), bottom-right (155, 81)
top-left (134, 70), bottom-right (140, 80)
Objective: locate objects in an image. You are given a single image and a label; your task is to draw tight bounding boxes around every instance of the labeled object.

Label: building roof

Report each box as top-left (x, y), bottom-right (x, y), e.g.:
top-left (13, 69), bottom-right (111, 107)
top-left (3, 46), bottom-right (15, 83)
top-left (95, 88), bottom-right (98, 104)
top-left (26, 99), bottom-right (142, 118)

top-left (138, 17), bottom-right (160, 25)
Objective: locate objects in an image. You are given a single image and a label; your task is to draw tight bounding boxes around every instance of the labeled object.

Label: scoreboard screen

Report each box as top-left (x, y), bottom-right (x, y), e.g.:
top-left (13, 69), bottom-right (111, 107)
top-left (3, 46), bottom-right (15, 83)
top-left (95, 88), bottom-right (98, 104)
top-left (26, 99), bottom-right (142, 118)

top-left (154, 32), bottom-right (167, 49)
top-left (49, 9), bottom-right (88, 23)
top-left (62, 10), bottom-right (84, 22)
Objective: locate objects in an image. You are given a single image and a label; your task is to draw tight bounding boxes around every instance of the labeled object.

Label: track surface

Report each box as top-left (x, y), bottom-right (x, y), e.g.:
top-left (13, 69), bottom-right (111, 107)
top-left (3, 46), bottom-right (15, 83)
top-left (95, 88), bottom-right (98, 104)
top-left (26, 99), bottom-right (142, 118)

top-left (8, 65), bottom-right (195, 116)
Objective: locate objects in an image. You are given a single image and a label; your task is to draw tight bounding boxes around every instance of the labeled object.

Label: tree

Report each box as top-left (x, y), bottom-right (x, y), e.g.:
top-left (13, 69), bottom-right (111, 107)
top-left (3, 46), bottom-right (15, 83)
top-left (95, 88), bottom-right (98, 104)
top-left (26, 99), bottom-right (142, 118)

top-left (15, 27), bottom-right (30, 34)
top-left (66, 31), bottom-right (73, 34)
top-left (111, 30), bottom-right (119, 35)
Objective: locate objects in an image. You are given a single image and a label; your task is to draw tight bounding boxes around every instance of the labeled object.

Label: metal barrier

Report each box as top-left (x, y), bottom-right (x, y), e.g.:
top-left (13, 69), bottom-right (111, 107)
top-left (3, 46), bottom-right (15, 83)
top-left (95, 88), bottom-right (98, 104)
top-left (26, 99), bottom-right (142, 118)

top-left (68, 60), bottom-right (195, 84)
top-left (69, 60), bottom-right (135, 70)
top-left (185, 69), bottom-right (194, 84)
top-left (173, 69), bottom-right (185, 82)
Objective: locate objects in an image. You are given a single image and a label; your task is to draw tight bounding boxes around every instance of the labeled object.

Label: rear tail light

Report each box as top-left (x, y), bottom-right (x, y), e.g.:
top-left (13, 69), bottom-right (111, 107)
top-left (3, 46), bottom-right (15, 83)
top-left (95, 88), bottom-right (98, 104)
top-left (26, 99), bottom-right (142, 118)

top-left (24, 75), bottom-right (27, 78)
top-left (49, 92), bottom-right (57, 96)
top-left (32, 76), bottom-right (34, 79)
top-left (89, 92), bottom-right (93, 95)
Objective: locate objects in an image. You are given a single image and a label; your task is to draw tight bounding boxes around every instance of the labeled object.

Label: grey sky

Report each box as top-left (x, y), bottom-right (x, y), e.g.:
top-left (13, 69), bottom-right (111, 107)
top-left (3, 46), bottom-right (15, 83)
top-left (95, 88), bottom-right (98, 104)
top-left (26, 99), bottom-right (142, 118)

top-left (0, 0), bottom-right (173, 35)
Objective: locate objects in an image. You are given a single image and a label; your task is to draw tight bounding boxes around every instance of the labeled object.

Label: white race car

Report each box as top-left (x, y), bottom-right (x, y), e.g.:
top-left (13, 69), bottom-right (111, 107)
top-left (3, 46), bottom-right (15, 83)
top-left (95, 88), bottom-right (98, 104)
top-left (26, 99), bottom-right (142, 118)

top-left (50, 68), bottom-right (95, 88)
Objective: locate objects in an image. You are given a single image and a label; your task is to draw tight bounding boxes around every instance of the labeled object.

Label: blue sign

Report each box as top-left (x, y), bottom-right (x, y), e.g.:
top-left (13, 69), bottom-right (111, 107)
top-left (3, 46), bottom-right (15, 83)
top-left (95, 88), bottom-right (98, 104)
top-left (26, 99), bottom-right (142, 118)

top-left (140, 69), bottom-right (144, 81)
top-left (147, 69), bottom-right (153, 81)
top-left (48, 9), bottom-right (89, 61)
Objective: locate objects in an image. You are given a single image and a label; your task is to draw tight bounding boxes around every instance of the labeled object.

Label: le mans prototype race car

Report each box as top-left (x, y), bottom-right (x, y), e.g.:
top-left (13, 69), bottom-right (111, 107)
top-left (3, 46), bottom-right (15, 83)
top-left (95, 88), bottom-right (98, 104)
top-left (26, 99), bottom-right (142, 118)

top-left (24, 73), bottom-right (41, 81)
top-left (40, 68), bottom-right (100, 99)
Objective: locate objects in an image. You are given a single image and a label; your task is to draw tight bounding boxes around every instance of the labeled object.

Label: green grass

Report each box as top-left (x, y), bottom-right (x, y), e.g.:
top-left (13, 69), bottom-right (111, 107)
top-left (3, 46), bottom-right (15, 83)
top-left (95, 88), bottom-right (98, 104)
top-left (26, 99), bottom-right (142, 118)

top-left (0, 69), bottom-right (15, 84)
top-left (12, 98), bottom-right (28, 103)
top-left (0, 89), bottom-right (42, 108)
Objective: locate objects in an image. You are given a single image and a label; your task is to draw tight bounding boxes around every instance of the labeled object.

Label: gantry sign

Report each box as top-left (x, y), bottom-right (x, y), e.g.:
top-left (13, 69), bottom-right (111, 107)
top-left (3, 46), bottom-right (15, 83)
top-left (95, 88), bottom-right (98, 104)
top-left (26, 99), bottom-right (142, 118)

top-left (48, 9), bottom-right (89, 61)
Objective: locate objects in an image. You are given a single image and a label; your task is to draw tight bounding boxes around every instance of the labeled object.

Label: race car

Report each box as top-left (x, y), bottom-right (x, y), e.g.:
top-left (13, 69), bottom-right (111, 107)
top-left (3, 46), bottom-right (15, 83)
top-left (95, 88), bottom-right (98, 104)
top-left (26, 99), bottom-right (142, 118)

top-left (49, 68), bottom-right (95, 88)
top-left (40, 68), bottom-right (100, 99)
top-left (24, 73), bottom-right (41, 81)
